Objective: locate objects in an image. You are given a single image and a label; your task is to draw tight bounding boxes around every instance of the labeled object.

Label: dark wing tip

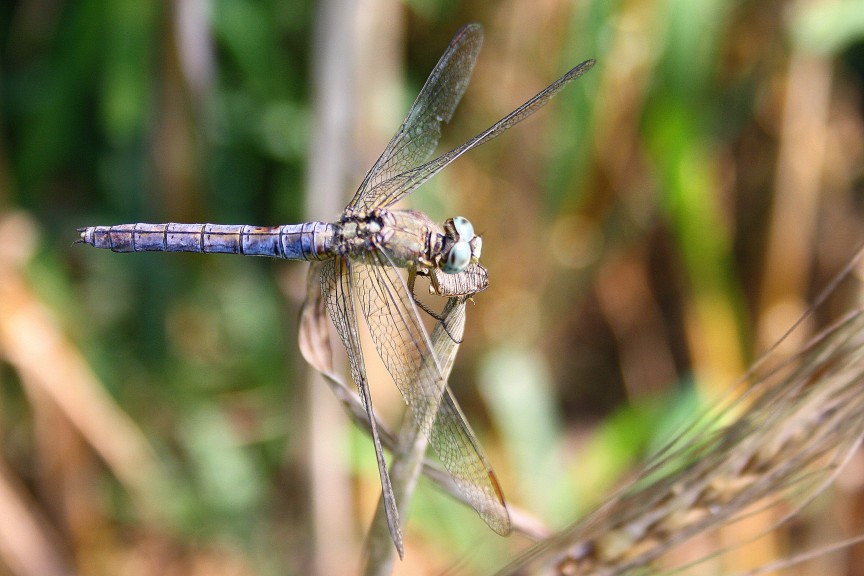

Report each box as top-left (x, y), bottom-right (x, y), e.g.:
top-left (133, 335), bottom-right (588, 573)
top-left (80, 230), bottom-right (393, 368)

top-left (487, 469), bottom-right (513, 536)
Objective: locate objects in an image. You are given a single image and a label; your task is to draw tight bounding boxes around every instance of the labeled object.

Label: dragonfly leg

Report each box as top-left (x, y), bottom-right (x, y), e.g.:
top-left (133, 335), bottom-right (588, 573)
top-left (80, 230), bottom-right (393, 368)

top-left (407, 267), bottom-right (444, 321)
top-left (407, 268), bottom-right (465, 344)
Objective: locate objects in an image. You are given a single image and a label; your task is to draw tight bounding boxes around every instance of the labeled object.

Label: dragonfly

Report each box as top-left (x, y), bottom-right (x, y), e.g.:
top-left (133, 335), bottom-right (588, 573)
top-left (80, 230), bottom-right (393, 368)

top-left (79, 23), bottom-right (594, 554)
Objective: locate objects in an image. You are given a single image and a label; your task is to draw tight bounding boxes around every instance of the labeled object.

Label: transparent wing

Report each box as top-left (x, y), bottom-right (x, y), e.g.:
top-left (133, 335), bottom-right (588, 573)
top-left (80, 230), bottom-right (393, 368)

top-left (354, 252), bottom-right (510, 534)
top-left (353, 58), bottom-right (595, 212)
top-left (320, 257), bottom-right (405, 556)
top-left (348, 23), bottom-right (484, 211)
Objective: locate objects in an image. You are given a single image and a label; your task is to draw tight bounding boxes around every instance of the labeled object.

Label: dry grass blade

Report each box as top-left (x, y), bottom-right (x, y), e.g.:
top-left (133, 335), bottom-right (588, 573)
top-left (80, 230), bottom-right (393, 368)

top-left (0, 213), bottom-right (173, 574)
top-left (0, 458), bottom-right (72, 576)
top-left (497, 248), bottom-right (864, 575)
top-left (0, 214), bottom-right (168, 515)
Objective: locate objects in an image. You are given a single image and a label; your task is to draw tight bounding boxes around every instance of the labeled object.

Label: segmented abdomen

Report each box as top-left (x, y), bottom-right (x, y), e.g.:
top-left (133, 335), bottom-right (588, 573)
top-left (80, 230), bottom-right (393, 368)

top-left (78, 222), bottom-right (336, 261)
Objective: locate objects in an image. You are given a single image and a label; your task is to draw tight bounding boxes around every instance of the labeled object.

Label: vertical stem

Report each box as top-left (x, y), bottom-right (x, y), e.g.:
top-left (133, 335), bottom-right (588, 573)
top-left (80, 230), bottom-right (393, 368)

top-left (363, 406), bottom-right (428, 576)
top-left (758, 52), bottom-right (833, 350)
top-left (305, 0), bottom-right (358, 574)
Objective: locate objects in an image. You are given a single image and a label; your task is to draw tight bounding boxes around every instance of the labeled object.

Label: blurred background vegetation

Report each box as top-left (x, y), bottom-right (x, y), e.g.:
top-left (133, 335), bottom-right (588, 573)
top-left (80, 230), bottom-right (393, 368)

top-left (1, 0), bottom-right (864, 574)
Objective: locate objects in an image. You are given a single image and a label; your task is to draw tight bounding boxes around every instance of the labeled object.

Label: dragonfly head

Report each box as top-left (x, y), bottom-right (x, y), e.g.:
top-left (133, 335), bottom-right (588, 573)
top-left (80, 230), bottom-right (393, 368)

top-left (441, 216), bottom-right (482, 274)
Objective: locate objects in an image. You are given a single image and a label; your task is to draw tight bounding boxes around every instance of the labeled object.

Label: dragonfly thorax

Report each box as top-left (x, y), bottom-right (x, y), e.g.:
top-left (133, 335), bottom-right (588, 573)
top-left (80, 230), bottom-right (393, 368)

top-left (337, 209), bottom-right (481, 274)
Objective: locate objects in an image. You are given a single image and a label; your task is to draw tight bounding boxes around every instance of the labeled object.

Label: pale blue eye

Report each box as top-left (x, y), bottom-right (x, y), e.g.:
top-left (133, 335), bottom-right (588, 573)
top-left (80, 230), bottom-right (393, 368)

top-left (452, 216), bottom-right (474, 241)
top-left (443, 241), bottom-right (471, 273)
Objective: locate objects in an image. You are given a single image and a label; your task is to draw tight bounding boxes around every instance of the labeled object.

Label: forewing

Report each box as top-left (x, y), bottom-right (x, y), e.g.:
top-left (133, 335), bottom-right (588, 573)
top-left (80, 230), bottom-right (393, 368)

top-left (355, 253), bottom-right (510, 533)
top-left (359, 59), bottom-right (596, 210)
top-left (320, 258), bottom-right (405, 557)
top-left (349, 24), bottom-right (483, 211)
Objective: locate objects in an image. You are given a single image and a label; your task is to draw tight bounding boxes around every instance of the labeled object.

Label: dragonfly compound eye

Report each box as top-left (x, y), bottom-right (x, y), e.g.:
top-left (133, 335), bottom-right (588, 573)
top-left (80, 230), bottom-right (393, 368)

top-left (452, 216), bottom-right (475, 241)
top-left (442, 241), bottom-right (471, 273)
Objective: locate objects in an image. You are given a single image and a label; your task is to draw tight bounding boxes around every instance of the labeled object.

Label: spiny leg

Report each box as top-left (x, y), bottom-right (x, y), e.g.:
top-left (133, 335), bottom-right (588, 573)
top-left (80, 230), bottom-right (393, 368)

top-left (407, 267), bottom-right (463, 344)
